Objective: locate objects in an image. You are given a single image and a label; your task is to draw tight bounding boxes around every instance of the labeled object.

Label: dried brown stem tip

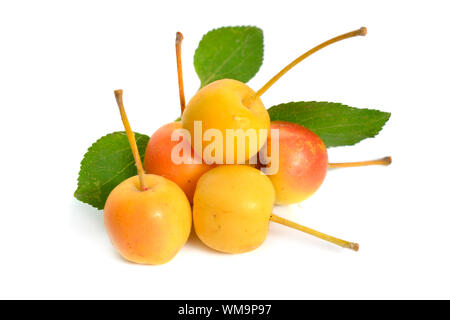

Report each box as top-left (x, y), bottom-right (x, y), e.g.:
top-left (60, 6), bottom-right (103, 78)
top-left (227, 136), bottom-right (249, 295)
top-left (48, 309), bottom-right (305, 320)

top-left (176, 31), bottom-right (184, 44)
top-left (359, 27), bottom-right (367, 36)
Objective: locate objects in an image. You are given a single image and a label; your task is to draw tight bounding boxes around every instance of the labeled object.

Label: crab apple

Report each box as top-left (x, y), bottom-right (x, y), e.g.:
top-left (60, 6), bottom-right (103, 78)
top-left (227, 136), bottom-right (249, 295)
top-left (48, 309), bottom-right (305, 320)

top-left (104, 90), bottom-right (192, 265)
top-left (259, 121), bottom-right (392, 205)
top-left (193, 165), bottom-right (359, 253)
top-left (261, 121), bottom-right (328, 205)
top-left (182, 79), bottom-right (270, 164)
top-left (144, 121), bottom-right (214, 202)
top-left (104, 174), bottom-right (192, 265)
top-left (193, 165), bottom-right (275, 253)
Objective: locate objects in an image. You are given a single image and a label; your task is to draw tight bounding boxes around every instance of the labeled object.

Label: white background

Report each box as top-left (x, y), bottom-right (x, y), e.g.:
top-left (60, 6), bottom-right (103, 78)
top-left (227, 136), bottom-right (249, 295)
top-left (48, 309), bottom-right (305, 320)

top-left (1, 0), bottom-right (449, 299)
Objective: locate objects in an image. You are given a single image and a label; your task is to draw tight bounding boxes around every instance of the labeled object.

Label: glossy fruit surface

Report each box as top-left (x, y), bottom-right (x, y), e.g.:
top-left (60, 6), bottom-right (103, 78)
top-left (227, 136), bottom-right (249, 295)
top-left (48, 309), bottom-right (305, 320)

top-left (193, 165), bottom-right (275, 253)
top-left (262, 121), bottom-right (328, 205)
top-left (144, 121), bottom-right (213, 202)
top-left (182, 79), bottom-right (270, 164)
top-left (104, 174), bottom-right (192, 265)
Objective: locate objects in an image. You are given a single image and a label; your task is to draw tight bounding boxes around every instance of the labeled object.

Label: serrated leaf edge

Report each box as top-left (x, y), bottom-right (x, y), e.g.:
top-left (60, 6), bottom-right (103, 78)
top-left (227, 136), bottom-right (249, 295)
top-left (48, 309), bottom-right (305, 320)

top-left (268, 101), bottom-right (391, 147)
top-left (194, 25), bottom-right (264, 88)
top-left (74, 131), bottom-right (148, 210)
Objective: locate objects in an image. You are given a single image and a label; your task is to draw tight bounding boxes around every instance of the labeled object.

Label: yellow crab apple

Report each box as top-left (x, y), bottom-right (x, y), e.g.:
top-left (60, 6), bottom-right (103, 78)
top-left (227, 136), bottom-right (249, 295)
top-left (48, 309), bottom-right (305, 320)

top-left (104, 90), bottom-right (192, 265)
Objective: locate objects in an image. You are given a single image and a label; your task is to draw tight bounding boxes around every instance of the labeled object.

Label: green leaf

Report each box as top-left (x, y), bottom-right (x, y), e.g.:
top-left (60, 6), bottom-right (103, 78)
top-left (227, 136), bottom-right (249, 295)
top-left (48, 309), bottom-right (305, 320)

top-left (268, 101), bottom-right (391, 147)
top-left (74, 131), bottom-right (150, 210)
top-left (194, 26), bottom-right (263, 87)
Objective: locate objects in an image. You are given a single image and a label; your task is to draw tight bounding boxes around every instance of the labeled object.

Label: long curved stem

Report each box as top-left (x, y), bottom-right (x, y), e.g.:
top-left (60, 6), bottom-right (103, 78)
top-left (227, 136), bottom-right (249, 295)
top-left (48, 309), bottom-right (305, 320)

top-left (270, 213), bottom-right (359, 251)
top-left (114, 90), bottom-right (148, 191)
top-left (244, 27), bottom-right (367, 106)
top-left (329, 156), bottom-right (392, 169)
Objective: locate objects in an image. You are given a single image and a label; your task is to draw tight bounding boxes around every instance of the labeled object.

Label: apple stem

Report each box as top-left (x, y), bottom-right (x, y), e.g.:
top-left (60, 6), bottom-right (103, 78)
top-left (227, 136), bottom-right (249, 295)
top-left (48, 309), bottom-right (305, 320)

top-left (329, 156), bottom-right (392, 169)
top-left (114, 89), bottom-right (148, 191)
top-left (176, 32), bottom-right (186, 115)
top-left (270, 213), bottom-right (359, 251)
top-left (245, 27), bottom-right (367, 106)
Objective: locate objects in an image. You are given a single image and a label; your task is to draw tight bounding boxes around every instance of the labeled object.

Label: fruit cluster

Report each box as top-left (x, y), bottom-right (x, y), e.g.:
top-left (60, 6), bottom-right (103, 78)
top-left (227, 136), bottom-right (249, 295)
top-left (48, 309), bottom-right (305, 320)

top-left (84, 27), bottom-right (391, 264)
